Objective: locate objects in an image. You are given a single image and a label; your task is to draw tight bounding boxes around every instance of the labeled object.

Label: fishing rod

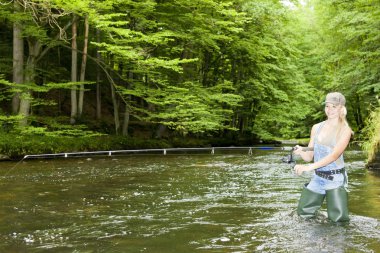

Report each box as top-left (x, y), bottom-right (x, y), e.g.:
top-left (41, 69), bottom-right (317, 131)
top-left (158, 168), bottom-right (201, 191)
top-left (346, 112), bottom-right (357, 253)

top-left (22, 146), bottom-right (314, 160)
top-left (2, 146), bottom-right (313, 177)
top-left (281, 146), bottom-right (314, 165)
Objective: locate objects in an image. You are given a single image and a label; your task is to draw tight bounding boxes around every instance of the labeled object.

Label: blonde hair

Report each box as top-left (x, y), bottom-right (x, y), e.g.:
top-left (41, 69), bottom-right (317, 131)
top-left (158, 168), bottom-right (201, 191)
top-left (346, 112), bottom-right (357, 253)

top-left (338, 105), bottom-right (354, 138)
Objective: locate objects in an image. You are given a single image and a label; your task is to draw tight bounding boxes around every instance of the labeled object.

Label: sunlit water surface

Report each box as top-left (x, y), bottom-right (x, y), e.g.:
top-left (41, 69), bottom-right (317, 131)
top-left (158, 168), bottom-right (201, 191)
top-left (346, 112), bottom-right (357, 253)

top-left (0, 149), bottom-right (379, 252)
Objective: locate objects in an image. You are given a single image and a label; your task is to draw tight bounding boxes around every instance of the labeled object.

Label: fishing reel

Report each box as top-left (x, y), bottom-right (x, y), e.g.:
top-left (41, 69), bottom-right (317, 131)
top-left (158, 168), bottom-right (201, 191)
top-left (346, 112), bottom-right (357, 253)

top-left (281, 146), bottom-right (313, 165)
top-left (281, 150), bottom-right (296, 165)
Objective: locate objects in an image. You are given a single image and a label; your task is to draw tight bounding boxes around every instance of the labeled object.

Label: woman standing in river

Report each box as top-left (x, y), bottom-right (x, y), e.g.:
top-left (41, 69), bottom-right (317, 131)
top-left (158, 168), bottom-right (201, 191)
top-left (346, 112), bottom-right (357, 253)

top-left (293, 92), bottom-right (353, 222)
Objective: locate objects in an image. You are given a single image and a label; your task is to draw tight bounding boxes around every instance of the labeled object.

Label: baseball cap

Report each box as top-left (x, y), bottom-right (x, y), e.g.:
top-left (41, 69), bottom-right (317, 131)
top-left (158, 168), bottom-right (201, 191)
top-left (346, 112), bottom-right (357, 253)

top-left (324, 92), bottom-right (346, 106)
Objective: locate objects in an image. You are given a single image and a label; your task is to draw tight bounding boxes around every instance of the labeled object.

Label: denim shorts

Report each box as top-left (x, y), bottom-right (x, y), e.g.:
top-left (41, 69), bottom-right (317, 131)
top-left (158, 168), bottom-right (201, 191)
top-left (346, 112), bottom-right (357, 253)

top-left (306, 173), bottom-right (345, 194)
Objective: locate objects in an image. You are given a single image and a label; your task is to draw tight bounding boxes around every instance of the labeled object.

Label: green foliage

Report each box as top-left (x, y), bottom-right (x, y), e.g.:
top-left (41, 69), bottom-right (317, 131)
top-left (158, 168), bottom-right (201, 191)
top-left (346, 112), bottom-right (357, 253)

top-left (362, 104), bottom-right (380, 163)
top-left (0, 79), bottom-right (92, 93)
top-left (0, 0), bottom-right (378, 153)
top-left (130, 81), bottom-right (243, 135)
top-left (309, 0), bottom-right (380, 131)
top-left (226, 0), bottom-right (321, 140)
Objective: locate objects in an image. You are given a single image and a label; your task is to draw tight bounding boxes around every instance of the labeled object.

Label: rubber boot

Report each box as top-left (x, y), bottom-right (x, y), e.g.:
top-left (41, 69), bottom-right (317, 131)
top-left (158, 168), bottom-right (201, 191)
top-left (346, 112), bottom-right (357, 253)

top-left (326, 187), bottom-right (349, 222)
top-left (297, 184), bottom-right (325, 218)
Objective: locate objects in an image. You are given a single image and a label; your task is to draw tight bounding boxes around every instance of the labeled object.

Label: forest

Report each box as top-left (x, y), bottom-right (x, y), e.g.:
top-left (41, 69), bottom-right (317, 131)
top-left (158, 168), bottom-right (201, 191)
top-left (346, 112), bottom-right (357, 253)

top-left (0, 0), bottom-right (379, 158)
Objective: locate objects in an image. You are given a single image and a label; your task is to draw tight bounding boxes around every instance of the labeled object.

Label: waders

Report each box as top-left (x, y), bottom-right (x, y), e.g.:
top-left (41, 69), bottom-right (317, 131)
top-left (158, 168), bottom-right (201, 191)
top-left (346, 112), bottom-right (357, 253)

top-left (326, 186), bottom-right (349, 222)
top-left (297, 184), bottom-right (325, 218)
top-left (297, 184), bottom-right (349, 222)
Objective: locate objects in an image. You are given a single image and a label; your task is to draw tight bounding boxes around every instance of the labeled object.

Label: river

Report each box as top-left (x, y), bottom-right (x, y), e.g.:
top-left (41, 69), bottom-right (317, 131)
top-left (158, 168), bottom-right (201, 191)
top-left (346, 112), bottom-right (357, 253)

top-left (0, 148), bottom-right (379, 252)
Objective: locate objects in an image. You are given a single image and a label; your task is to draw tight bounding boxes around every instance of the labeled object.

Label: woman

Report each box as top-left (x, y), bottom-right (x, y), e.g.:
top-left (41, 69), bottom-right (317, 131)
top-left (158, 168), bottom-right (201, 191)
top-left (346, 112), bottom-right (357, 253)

top-left (293, 92), bottom-right (352, 222)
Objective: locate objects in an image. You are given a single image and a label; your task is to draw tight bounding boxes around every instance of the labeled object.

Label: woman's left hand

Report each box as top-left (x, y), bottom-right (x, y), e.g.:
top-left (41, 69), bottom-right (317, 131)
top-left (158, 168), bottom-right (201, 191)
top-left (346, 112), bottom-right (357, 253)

top-left (294, 164), bottom-right (309, 176)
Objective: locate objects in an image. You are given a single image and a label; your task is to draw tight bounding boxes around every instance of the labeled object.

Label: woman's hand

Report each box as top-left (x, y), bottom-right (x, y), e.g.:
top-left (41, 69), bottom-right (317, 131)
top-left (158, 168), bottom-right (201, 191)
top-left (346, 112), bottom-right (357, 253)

top-left (294, 164), bottom-right (310, 176)
top-left (293, 145), bottom-right (314, 162)
top-left (293, 145), bottom-right (303, 155)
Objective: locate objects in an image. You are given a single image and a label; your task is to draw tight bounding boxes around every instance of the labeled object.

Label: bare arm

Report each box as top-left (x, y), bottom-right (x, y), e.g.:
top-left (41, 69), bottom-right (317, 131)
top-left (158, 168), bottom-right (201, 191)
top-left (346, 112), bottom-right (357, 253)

top-left (293, 124), bottom-right (317, 162)
top-left (294, 126), bottom-right (352, 175)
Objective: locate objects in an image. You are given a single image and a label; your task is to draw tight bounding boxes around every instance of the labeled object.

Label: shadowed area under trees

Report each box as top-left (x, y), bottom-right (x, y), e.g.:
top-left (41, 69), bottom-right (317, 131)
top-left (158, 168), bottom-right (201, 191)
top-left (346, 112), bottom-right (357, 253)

top-left (0, 0), bottom-right (378, 161)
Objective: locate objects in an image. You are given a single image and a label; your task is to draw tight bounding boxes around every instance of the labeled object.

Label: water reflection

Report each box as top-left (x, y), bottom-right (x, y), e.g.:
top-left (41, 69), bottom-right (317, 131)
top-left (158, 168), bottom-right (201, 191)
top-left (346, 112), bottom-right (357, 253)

top-left (0, 149), bottom-right (379, 252)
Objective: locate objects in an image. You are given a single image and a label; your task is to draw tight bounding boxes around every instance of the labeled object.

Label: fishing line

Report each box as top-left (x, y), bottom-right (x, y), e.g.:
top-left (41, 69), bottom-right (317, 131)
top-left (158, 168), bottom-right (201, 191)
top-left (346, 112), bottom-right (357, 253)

top-left (1, 157), bottom-right (26, 177)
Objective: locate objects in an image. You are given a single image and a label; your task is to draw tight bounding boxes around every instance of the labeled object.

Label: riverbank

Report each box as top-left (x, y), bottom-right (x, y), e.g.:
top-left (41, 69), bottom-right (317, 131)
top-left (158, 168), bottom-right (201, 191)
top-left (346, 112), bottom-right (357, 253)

top-left (367, 149), bottom-right (380, 170)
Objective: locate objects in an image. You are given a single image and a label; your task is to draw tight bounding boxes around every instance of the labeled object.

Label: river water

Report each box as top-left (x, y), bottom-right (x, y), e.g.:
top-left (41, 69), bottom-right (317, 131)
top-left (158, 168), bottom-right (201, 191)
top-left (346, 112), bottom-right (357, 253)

top-left (0, 148), bottom-right (379, 252)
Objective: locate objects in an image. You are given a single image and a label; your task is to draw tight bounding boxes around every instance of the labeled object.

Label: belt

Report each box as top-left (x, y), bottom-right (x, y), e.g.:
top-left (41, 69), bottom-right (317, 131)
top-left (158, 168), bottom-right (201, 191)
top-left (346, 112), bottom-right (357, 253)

top-left (315, 168), bottom-right (345, 181)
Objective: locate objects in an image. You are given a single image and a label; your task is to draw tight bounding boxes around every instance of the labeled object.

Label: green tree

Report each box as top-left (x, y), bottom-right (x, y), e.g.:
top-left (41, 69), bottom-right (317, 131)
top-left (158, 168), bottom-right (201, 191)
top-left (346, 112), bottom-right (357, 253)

top-left (310, 0), bottom-right (380, 132)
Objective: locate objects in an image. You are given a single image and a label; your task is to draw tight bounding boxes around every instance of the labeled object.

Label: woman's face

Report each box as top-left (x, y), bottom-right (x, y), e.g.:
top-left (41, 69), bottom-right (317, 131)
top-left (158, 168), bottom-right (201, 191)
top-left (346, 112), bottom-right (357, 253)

top-left (325, 103), bottom-right (341, 119)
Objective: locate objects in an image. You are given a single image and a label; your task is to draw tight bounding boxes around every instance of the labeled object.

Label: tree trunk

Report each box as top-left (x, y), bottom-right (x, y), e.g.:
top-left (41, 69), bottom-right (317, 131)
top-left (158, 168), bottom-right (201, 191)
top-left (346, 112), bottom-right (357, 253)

top-left (108, 57), bottom-right (120, 134)
top-left (110, 82), bottom-right (120, 134)
top-left (19, 38), bottom-right (41, 126)
top-left (70, 15), bottom-right (78, 124)
top-left (96, 29), bottom-right (102, 120)
top-left (12, 1), bottom-right (24, 114)
top-left (201, 50), bottom-right (211, 87)
top-left (122, 104), bottom-right (130, 136)
top-left (78, 15), bottom-right (89, 118)
top-left (121, 71), bottom-right (133, 136)
top-left (155, 125), bottom-right (167, 138)
top-left (353, 94), bottom-right (364, 130)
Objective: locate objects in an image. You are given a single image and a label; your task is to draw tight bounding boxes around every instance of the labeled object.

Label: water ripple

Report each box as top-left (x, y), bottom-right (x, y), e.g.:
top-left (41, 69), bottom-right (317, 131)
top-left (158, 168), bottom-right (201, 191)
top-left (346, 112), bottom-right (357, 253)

top-left (0, 151), bottom-right (379, 252)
